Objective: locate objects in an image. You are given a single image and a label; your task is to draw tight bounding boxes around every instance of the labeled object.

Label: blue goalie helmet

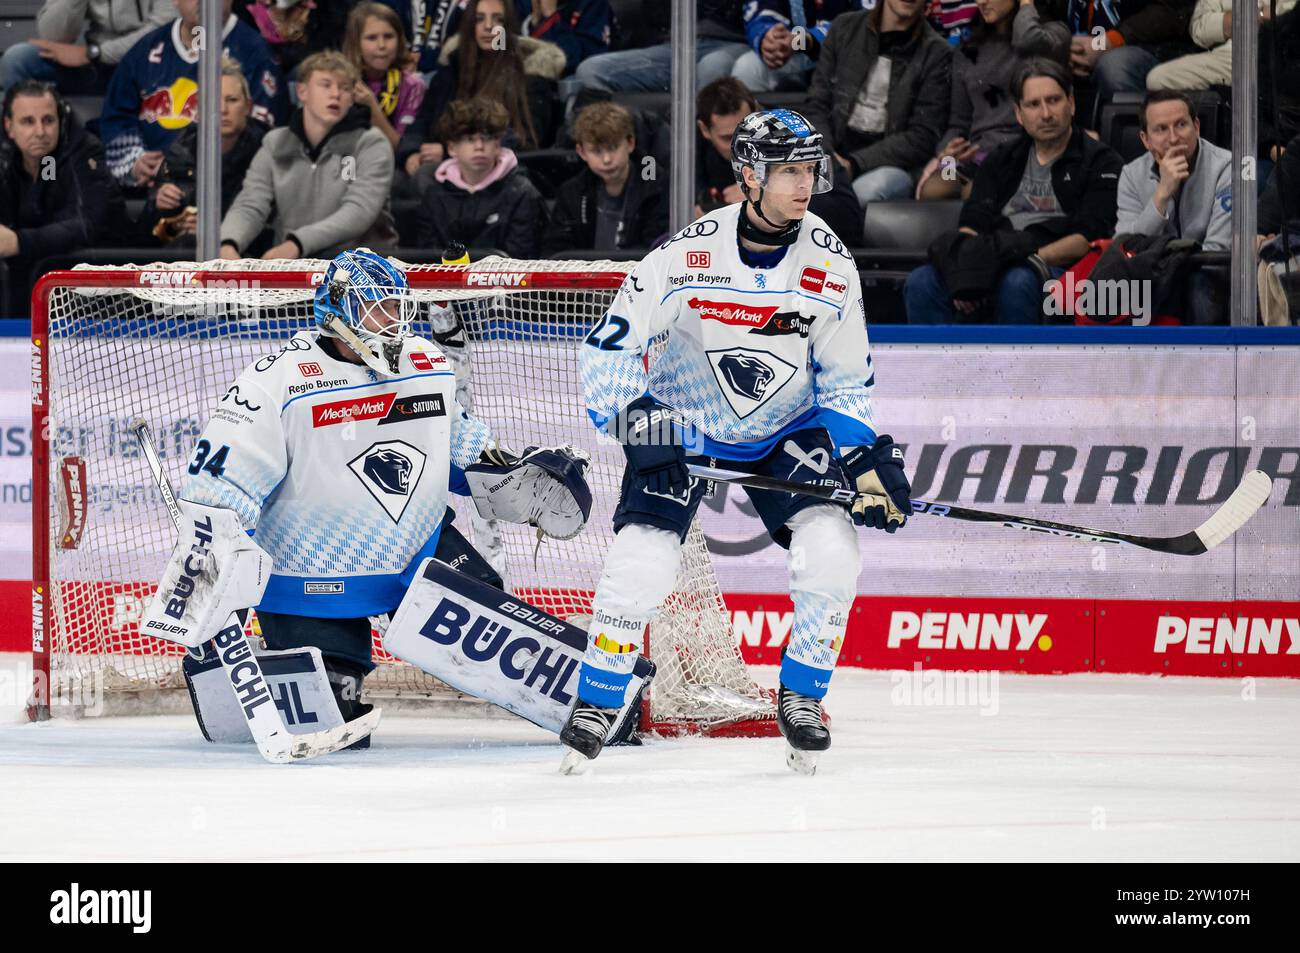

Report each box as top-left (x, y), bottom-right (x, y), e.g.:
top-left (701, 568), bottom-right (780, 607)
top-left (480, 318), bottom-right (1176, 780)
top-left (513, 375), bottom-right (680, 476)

top-left (730, 109), bottom-right (832, 195)
top-left (313, 250), bottom-right (414, 363)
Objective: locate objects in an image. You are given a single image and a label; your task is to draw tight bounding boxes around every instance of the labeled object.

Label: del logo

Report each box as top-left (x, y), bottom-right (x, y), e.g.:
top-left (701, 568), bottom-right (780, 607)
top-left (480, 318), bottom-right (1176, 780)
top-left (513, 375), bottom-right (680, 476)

top-left (887, 612), bottom-right (1052, 652)
top-left (409, 351), bottom-right (447, 372)
top-left (298, 362), bottom-right (323, 377)
top-left (686, 251), bottom-right (711, 269)
top-left (466, 272), bottom-right (527, 287)
top-left (800, 267), bottom-right (848, 301)
top-left (689, 297), bottom-right (780, 328)
top-left (348, 440), bottom-right (427, 522)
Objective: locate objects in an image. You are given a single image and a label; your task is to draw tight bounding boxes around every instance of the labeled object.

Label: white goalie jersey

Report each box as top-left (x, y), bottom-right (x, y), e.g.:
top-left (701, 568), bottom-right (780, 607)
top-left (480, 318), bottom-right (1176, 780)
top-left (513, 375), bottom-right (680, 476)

top-left (182, 330), bottom-right (492, 618)
top-left (580, 203), bottom-right (877, 459)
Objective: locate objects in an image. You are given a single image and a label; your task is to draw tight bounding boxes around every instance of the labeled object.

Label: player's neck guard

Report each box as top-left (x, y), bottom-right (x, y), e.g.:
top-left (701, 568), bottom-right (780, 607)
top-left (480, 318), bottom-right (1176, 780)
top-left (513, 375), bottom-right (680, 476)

top-left (739, 197), bottom-right (801, 247)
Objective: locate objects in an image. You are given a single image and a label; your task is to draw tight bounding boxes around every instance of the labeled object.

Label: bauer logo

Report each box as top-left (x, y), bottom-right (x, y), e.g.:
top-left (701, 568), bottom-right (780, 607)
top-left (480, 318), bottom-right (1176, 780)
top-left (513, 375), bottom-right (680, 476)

top-left (49, 883), bottom-right (152, 933)
top-left (305, 581), bottom-right (345, 595)
top-left (298, 362), bottom-right (323, 377)
top-left (466, 272), bottom-right (527, 287)
top-left (686, 251), bottom-right (711, 269)
top-left (1154, 616), bottom-right (1300, 655)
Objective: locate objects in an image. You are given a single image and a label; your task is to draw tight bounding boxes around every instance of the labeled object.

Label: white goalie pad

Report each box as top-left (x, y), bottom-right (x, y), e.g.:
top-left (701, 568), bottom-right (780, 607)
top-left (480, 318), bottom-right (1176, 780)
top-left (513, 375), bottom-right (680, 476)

top-left (183, 643), bottom-right (344, 744)
top-left (139, 501), bottom-right (272, 648)
top-left (384, 559), bottom-right (653, 736)
top-left (463, 447), bottom-right (594, 540)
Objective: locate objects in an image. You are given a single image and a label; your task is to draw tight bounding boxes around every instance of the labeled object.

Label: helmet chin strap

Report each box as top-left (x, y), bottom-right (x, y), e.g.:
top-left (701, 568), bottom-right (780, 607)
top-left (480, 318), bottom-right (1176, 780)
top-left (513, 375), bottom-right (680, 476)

top-left (738, 188), bottom-right (802, 247)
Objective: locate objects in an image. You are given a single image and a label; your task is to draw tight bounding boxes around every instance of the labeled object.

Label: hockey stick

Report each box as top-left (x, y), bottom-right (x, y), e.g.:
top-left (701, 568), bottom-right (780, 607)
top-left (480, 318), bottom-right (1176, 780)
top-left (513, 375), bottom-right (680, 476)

top-left (686, 464), bottom-right (1273, 556)
top-left (132, 420), bottom-right (381, 762)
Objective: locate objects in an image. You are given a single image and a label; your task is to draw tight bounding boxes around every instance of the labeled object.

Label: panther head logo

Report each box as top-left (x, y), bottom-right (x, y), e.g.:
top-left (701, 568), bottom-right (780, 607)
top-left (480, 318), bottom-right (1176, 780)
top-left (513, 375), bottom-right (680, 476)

top-left (717, 353), bottom-right (775, 401)
top-left (363, 448), bottom-right (412, 495)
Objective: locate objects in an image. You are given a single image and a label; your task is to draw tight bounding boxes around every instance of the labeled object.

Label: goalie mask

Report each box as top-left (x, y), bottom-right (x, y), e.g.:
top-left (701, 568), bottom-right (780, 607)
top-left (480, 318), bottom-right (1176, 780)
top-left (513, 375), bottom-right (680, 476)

top-left (313, 249), bottom-right (415, 376)
top-left (730, 109), bottom-right (832, 246)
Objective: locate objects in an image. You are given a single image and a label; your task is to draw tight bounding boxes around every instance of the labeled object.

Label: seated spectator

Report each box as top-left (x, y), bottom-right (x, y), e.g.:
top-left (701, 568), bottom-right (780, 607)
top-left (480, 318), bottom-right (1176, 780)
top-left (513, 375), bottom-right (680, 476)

top-left (141, 55), bottom-right (267, 246)
top-left (695, 77), bottom-right (863, 243)
top-left (100, 0), bottom-right (285, 189)
top-left (1260, 131), bottom-right (1300, 237)
top-left (1, 81), bottom-right (124, 315)
top-left (414, 97), bottom-right (545, 257)
top-left (399, 0), bottom-right (561, 190)
top-left (801, 0), bottom-right (953, 207)
top-left (544, 101), bottom-right (667, 253)
top-left (518, 1), bottom-right (612, 76)
top-left (574, 0), bottom-right (749, 92)
top-left (1259, 2), bottom-right (1300, 165)
top-left (238, 0), bottom-right (356, 80)
top-left (905, 58), bottom-right (1122, 323)
top-left (344, 2), bottom-right (427, 150)
top-left (0, 0), bottom-right (173, 97)
top-left (556, 87), bottom-right (671, 170)
top-left (220, 50), bottom-right (396, 260)
top-left (1021, 0), bottom-right (1196, 121)
top-left (1115, 90), bottom-right (1230, 323)
top-left (732, 1), bottom-right (868, 93)
top-left (1148, 0), bottom-right (1295, 90)
top-left (918, 0), bottom-right (1069, 200)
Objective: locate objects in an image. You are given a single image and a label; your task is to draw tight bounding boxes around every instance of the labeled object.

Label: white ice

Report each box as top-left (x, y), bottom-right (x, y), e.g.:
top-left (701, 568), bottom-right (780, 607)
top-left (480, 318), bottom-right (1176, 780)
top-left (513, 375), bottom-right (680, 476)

top-left (1, 653), bottom-right (1297, 862)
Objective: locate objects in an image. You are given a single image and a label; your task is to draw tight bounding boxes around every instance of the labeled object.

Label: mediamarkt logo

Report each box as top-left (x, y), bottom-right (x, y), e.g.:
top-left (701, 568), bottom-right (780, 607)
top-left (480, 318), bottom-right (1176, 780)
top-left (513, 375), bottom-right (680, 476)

top-left (312, 394), bottom-right (396, 427)
top-left (1155, 615), bottom-right (1300, 655)
top-left (888, 612), bottom-right (1052, 652)
top-left (688, 298), bottom-right (779, 328)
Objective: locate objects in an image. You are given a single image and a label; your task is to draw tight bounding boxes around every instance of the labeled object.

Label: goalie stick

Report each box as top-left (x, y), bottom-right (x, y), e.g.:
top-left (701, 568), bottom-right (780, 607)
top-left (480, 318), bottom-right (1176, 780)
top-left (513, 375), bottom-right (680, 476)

top-left (132, 420), bottom-right (381, 762)
top-left (685, 464), bottom-right (1273, 556)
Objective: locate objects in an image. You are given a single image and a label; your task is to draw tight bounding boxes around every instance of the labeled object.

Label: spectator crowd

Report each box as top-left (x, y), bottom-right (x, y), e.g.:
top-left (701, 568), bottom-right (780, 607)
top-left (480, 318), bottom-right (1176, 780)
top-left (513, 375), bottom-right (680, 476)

top-left (1, 0), bottom-right (1297, 322)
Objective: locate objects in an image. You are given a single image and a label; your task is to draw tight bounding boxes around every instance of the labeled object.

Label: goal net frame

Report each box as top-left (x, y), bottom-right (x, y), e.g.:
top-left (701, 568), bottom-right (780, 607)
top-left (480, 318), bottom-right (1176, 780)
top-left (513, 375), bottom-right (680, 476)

top-left (28, 258), bottom-right (780, 739)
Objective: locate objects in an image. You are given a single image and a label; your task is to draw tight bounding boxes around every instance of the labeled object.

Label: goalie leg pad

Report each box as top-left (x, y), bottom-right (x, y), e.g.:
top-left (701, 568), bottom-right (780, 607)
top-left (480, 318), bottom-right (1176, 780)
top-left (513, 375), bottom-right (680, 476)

top-left (782, 505), bottom-right (860, 699)
top-left (464, 446), bottom-right (593, 540)
top-left (384, 558), bottom-right (653, 736)
top-left (183, 641), bottom-right (346, 744)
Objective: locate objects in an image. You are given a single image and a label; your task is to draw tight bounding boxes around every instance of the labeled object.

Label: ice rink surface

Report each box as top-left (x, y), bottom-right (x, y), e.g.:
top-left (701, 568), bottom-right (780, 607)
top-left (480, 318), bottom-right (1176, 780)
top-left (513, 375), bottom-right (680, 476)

top-left (2, 654), bottom-right (1297, 862)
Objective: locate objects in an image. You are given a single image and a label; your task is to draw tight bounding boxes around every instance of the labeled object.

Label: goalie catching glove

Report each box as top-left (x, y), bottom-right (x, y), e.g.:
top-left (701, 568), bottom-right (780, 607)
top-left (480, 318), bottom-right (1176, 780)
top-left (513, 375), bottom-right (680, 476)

top-left (841, 435), bottom-right (912, 532)
top-left (464, 445), bottom-right (593, 540)
top-left (139, 500), bottom-right (272, 648)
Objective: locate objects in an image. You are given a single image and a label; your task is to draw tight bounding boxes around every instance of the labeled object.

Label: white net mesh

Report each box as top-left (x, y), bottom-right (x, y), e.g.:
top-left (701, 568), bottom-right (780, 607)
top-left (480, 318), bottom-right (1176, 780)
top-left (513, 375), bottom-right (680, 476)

top-left (35, 257), bottom-right (776, 733)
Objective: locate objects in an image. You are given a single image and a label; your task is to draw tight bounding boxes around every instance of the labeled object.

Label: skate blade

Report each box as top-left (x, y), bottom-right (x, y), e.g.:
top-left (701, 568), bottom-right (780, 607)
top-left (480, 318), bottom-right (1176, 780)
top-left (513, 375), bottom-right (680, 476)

top-left (559, 747), bottom-right (593, 776)
top-left (785, 744), bottom-right (820, 776)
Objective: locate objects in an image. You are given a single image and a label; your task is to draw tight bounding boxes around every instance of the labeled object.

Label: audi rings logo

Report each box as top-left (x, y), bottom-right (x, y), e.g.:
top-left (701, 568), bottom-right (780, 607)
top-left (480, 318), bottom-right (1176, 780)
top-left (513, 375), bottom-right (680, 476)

top-left (661, 220), bottom-right (720, 248)
top-left (811, 227), bottom-right (851, 259)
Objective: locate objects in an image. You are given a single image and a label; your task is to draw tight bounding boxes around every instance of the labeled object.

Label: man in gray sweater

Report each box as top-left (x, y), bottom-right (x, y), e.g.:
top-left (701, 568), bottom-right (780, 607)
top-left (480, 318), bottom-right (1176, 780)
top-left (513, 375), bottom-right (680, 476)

top-left (0, 0), bottom-right (173, 95)
top-left (220, 50), bottom-right (396, 261)
top-left (1115, 89), bottom-right (1231, 323)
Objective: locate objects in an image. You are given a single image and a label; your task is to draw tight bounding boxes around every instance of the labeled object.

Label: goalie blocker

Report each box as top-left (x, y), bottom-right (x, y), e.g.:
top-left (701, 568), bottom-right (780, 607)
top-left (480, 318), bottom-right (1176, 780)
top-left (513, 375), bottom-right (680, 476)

top-left (384, 559), bottom-right (653, 740)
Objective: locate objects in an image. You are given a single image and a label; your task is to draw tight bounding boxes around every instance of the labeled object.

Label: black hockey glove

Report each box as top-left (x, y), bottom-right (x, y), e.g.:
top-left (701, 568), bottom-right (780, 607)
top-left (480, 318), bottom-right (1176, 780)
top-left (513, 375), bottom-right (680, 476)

top-left (619, 395), bottom-right (689, 496)
top-left (840, 435), bottom-right (911, 532)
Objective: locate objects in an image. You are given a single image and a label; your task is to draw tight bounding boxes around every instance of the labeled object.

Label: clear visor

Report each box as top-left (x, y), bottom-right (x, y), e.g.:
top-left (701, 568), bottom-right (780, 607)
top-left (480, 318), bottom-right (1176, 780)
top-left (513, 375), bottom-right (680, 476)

top-left (353, 294), bottom-right (415, 344)
top-left (752, 157), bottom-right (833, 196)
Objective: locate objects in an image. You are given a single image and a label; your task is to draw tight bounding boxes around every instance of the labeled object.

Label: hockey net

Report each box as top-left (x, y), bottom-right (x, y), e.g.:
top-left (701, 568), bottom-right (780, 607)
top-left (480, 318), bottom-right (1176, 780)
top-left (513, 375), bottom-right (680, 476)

top-left (30, 257), bottom-right (777, 736)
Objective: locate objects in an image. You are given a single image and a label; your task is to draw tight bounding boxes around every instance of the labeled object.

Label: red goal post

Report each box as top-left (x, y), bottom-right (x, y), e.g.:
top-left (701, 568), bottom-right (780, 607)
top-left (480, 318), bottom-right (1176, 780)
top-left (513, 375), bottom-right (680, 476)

top-left (29, 258), bottom-right (779, 737)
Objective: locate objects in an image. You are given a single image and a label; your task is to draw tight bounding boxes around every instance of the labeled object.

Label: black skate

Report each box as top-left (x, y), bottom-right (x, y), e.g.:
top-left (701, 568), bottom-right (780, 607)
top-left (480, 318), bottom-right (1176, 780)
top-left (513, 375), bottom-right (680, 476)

top-left (777, 684), bottom-right (830, 775)
top-left (559, 700), bottom-right (619, 775)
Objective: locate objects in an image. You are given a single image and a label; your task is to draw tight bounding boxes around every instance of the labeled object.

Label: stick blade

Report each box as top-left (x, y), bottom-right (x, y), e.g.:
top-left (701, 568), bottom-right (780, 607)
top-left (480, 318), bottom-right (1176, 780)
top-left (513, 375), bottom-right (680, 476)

top-left (1193, 470), bottom-right (1273, 552)
top-left (283, 707), bottom-right (383, 762)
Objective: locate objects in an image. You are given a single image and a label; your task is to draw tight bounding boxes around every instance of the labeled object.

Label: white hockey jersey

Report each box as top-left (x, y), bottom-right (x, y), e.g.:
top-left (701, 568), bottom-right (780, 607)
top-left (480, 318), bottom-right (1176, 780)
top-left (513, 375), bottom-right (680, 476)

top-left (182, 330), bottom-right (492, 618)
top-left (579, 203), bottom-right (876, 459)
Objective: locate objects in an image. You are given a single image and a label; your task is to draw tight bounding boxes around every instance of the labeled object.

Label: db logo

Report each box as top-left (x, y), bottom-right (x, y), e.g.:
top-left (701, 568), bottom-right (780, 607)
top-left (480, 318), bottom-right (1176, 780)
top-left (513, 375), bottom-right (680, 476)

top-left (686, 251), bottom-right (711, 269)
top-left (298, 362), bottom-right (323, 377)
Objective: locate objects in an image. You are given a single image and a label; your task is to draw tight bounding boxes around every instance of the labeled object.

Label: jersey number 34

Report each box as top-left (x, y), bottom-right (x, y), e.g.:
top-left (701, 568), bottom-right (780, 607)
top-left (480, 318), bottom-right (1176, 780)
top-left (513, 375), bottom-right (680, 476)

top-left (188, 439), bottom-right (231, 479)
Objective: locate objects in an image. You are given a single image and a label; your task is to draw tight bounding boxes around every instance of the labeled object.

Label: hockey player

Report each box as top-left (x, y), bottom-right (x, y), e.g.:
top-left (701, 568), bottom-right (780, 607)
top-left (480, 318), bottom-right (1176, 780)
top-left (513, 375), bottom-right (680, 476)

top-left (564, 110), bottom-right (913, 774)
top-left (140, 249), bottom-right (592, 745)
